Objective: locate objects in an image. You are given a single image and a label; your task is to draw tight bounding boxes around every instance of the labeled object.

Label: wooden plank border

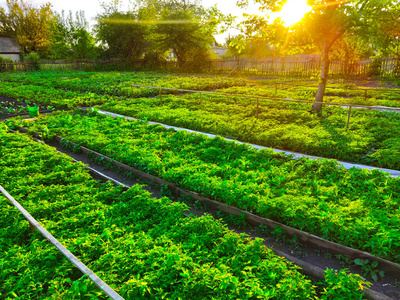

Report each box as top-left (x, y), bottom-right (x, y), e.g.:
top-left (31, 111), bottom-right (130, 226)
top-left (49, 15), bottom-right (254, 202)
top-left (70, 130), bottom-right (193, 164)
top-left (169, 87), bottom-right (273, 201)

top-left (0, 186), bottom-right (125, 300)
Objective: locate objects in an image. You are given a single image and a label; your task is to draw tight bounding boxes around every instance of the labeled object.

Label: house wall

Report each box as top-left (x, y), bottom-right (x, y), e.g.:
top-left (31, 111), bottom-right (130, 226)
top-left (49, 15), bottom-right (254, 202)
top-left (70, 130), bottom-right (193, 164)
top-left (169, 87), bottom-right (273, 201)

top-left (211, 47), bottom-right (227, 57)
top-left (0, 53), bottom-right (20, 62)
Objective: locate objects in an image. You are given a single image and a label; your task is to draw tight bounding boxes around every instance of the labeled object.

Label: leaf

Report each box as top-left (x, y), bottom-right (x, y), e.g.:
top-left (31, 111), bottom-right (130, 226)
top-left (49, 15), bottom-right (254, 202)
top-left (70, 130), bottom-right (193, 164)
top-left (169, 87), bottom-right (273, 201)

top-left (354, 259), bottom-right (367, 266)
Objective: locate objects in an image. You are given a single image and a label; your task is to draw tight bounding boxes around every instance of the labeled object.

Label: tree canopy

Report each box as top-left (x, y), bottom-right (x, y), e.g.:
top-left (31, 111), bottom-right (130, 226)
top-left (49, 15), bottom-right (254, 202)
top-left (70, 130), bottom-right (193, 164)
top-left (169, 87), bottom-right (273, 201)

top-left (49, 11), bottom-right (98, 59)
top-left (0, 0), bottom-right (54, 53)
top-left (95, 0), bottom-right (233, 69)
top-left (237, 0), bottom-right (400, 111)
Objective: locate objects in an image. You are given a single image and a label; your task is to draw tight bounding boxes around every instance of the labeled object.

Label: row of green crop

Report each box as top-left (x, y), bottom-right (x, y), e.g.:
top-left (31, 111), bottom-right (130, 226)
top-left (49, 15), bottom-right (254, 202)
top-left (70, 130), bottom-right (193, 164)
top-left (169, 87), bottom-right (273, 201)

top-left (98, 93), bottom-right (400, 170)
top-left (0, 70), bottom-right (247, 97)
top-left (1, 79), bottom-right (399, 170)
top-left (3, 70), bottom-right (400, 107)
top-left (0, 81), bottom-right (114, 108)
top-left (221, 85), bottom-right (400, 107)
top-left (1, 124), bottom-right (366, 299)
top-left (9, 111), bottom-right (400, 264)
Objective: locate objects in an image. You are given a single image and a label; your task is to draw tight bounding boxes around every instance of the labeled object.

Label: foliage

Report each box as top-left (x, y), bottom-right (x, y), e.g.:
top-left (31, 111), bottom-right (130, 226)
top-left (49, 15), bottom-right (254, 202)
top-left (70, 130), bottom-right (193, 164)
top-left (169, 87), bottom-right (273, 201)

top-left (15, 111), bottom-right (400, 263)
top-left (0, 0), bottom-right (55, 54)
top-left (95, 2), bottom-right (150, 61)
top-left (319, 269), bottom-right (370, 299)
top-left (0, 70), bottom-right (246, 100)
top-left (330, 34), bottom-right (373, 75)
top-left (223, 34), bottom-right (247, 58)
top-left (94, 0), bottom-right (233, 66)
top-left (366, 1), bottom-right (400, 69)
top-left (153, 8), bottom-right (213, 70)
top-left (49, 10), bottom-right (98, 59)
top-left (0, 126), bottom-right (367, 299)
top-left (237, 0), bottom-right (400, 111)
top-left (368, 55), bottom-right (383, 77)
top-left (25, 52), bottom-right (40, 71)
top-left (354, 259), bottom-right (385, 282)
top-left (1, 71), bottom-right (400, 170)
top-left (0, 56), bottom-right (13, 71)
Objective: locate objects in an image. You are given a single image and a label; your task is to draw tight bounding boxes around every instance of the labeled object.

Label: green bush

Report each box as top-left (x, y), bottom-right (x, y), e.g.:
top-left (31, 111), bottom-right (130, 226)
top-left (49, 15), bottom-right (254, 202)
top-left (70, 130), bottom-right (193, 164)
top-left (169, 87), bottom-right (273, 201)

top-left (26, 52), bottom-right (41, 71)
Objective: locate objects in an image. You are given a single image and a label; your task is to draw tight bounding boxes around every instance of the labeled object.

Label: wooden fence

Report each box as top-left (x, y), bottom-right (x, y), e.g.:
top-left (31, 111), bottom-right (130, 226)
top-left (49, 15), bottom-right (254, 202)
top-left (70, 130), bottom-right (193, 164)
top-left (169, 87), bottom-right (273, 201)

top-left (0, 57), bottom-right (399, 76)
top-left (211, 57), bottom-right (399, 77)
top-left (0, 59), bottom-right (101, 72)
top-left (0, 58), bottom-right (178, 72)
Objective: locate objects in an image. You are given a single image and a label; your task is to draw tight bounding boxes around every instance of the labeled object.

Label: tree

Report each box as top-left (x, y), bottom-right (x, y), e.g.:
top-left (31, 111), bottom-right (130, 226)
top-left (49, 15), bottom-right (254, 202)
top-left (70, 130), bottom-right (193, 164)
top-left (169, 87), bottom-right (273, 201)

top-left (369, 5), bottom-right (400, 74)
top-left (237, 0), bottom-right (399, 112)
top-left (94, 0), bottom-right (233, 67)
top-left (224, 34), bottom-right (247, 58)
top-left (153, 8), bottom-right (213, 69)
top-left (329, 33), bottom-right (373, 75)
top-left (95, 1), bottom-right (150, 61)
top-left (152, 1), bottom-right (233, 70)
top-left (0, 0), bottom-right (54, 54)
top-left (49, 10), bottom-right (98, 59)
top-left (141, 0), bottom-right (203, 13)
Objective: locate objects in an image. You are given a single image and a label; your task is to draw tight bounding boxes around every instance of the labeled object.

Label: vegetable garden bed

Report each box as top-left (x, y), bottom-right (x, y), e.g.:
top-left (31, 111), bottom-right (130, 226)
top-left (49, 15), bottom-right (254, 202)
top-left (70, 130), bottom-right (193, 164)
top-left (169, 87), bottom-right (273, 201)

top-left (0, 124), bottom-right (370, 299)
top-left (0, 96), bottom-right (56, 119)
top-left (2, 71), bottom-right (400, 170)
top-left (220, 84), bottom-right (400, 108)
top-left (98, 92), bottom-right (400, 170)
top-left (0, 70), bottom-right (246, 97)
top-left (8, 111), bottom-right (400, 265)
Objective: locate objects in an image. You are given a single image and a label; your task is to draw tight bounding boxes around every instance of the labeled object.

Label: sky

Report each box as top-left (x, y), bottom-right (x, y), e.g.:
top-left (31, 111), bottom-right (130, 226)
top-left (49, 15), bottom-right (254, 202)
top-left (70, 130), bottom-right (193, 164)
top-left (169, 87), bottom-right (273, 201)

top-left (0, 0), bottom-right (262, 43)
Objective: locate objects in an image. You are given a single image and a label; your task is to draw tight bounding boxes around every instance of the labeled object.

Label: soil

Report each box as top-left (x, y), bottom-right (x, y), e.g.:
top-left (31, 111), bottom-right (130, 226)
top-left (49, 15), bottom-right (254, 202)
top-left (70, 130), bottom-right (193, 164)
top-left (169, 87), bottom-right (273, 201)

top-left (0, 96), bottom-right (56, 118)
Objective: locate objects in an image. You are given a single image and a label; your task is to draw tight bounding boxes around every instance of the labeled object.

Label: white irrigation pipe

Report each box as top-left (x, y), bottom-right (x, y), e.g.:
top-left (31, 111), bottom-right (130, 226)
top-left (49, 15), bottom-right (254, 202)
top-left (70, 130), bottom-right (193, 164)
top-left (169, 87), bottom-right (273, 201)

top-left (0, 185), bottom-right (125, 300)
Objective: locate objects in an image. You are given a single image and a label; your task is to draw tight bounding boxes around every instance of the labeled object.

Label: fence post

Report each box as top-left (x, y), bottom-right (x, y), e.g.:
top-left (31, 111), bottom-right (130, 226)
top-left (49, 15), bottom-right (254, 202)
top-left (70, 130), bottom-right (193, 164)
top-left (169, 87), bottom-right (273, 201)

top-left (346, 106), bottom-right (352, 131)
top-left (29, 221), bottom-right (35, 233)
top-left (159, 88), bottom-right (163, 106)
top-left (364, 89), bottom-right (367, 101)
top-left (256, 98), bottom-right (259, 119)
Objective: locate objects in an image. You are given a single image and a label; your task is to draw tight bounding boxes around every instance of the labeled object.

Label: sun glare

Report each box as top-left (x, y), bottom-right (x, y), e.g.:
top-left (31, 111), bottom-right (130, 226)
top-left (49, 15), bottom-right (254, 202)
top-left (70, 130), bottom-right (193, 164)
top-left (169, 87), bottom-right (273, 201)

top-left (273, 0), bottom-right (312, 27)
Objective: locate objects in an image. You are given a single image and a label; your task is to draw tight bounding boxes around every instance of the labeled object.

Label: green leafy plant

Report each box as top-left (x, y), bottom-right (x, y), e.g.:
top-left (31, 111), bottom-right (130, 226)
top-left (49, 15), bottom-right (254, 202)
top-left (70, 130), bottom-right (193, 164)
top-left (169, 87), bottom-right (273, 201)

top-left (14, 111), bottom-right (400, 263)
top-left (354, 259), bottom-right (385, 282)
top-left (320, 268), bottom-right (371, 300)
top-left (3, 126), bottom-right (359, 299)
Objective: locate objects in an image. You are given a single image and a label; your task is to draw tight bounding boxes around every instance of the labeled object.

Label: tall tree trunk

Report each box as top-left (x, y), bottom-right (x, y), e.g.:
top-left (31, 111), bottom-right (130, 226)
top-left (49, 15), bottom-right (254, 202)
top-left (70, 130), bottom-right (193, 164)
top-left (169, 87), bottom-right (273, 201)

top-left (313, 43), bottom-right (330, 113)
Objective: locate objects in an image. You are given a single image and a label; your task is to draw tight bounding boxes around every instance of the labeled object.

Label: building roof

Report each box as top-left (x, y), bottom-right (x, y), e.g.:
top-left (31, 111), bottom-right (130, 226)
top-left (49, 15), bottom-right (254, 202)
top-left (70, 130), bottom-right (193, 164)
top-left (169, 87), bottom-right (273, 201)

top-left (0, 37), bottom-right (21, 54)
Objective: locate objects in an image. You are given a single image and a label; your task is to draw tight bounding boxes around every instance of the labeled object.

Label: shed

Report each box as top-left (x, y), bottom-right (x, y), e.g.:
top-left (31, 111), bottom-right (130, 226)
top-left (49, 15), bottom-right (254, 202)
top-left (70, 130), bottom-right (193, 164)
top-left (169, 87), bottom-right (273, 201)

top-left (0, 37), bottom-right (21, 62)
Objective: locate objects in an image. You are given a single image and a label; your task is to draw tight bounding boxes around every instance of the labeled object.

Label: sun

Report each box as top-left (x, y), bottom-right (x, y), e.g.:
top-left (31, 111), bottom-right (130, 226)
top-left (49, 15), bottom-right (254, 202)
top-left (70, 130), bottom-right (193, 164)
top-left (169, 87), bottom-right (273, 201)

top-left (273, 0), bottom-right (312, 27)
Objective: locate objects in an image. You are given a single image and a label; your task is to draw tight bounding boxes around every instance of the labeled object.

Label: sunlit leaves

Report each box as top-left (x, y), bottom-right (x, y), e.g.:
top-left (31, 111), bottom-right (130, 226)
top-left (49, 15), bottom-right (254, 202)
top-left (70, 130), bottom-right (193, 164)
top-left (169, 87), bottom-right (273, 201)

top-left (0, 0), bottom-right (55, 53)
